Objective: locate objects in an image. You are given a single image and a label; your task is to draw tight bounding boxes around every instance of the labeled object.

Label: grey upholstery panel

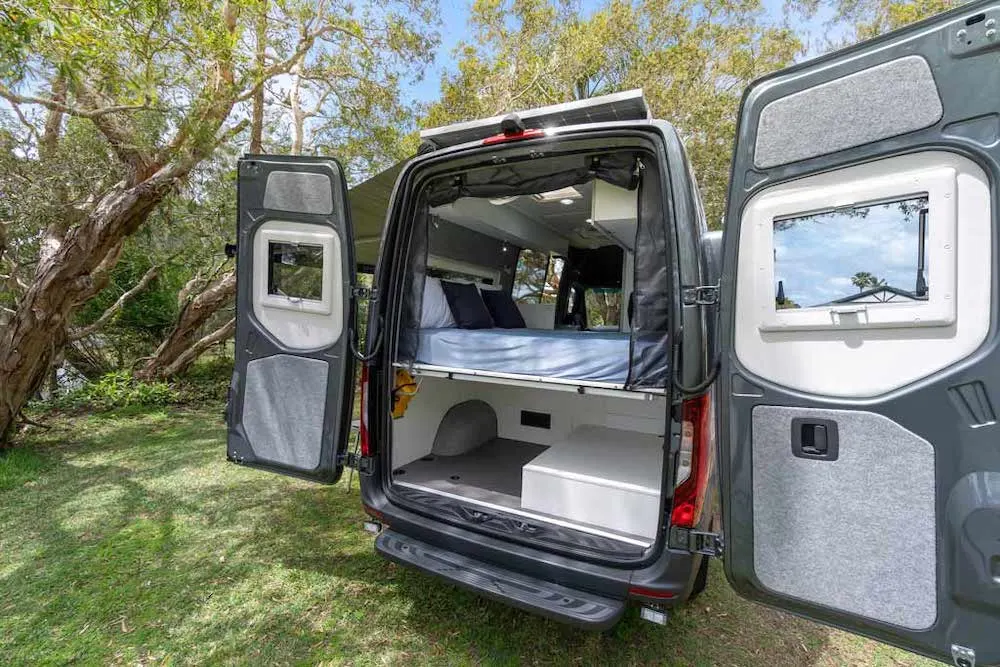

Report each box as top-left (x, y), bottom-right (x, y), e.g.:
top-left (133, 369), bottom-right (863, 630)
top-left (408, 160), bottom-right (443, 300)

top-left (752, 405), bottom-right (936, 630)
top-left (432, 400), bottom-right (497, 457)
top-left (244, 355), bottom-right (328, 470)
top-left (263, 171), bottom-right (334, 215)
top-left (754, 56), bottom-right (943, 168)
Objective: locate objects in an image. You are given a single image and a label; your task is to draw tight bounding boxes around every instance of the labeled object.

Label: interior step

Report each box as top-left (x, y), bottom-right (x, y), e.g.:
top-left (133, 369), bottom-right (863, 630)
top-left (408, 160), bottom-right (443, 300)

top-left (375, 530), bottom-right (626, 629)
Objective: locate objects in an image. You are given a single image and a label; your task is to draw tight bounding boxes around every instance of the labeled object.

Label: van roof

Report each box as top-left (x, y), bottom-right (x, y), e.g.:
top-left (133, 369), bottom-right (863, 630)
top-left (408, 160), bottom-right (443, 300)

top-left (419, 89), bottom-right (650, 150)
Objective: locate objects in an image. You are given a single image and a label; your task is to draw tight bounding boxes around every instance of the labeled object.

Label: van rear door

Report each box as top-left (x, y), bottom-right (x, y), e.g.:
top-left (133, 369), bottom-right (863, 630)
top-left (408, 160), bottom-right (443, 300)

top-left (226, 156), bottom-right (357, 483)
top-left (718, 2), bottom-right (1000, 665)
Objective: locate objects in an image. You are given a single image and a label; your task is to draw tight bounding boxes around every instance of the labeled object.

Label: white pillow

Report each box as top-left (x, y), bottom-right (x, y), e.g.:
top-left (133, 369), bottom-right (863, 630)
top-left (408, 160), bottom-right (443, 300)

top-left (420, 277), bottom-right (456, 329)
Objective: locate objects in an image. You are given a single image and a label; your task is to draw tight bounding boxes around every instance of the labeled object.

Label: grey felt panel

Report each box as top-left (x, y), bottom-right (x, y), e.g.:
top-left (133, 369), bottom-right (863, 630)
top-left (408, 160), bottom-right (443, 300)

top-left (263, 171), bottom-right (334, 215)
top-left (752, 405), bottom-right (936, 630)
top-left (244, 354), bottom-right (328, 470)
top-left (396, 438), bottom-right (547, 507)
top-left (754, 56), bottom-right (942, 169)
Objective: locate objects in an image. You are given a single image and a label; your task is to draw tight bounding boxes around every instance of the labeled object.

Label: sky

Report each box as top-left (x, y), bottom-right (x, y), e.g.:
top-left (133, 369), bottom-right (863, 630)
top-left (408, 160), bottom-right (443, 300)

top-left (401, 0), bottom-right (848, 106)
top-left (774, 198), bottom-right (929, 308)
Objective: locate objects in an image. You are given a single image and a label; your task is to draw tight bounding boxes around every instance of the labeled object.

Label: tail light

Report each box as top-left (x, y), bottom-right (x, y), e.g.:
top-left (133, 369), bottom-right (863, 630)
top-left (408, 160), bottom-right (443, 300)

top-left (359, 365), bottom-right (371, 456)
top-left (671, 393), bottom-right (713, 528)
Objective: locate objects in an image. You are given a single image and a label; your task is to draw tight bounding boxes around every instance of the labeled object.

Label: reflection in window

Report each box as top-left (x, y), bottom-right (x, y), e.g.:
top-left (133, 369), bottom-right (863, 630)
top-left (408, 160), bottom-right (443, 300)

top-left (585, 287), bottom-right (622, 329)
top-left (512, 249), bottom-right (563, 304)
top-left (774, 195), bottom-right (929, 309)
top-left (267, 241), bottom-right (324, 301)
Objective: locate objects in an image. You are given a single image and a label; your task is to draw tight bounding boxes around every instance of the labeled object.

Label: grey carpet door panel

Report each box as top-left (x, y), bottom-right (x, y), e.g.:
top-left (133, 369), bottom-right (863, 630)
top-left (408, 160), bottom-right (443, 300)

top-left (243, 355), bottom-right (329, 470)
top-left (753, 56), bottom-right (942, 169)
top-left (752, 406), bottom-right (936, 630)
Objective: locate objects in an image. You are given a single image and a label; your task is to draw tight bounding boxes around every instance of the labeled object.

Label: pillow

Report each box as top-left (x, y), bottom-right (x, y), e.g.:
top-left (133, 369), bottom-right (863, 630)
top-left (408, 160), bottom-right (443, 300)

top-left (480, 289), bottom-right (526, 329)
top-left (420, 277), bottom-right (456, 329)
top-left (440, 281), bottom-right (494, 329)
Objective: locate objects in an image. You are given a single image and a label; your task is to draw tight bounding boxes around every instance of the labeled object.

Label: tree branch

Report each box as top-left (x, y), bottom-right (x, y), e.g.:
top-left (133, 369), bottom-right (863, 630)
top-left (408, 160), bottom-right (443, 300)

top-left (69, 264), bottom-right (160, 341)
top-left (161, 317), bottom-right (235, 377)
top-left (0, 84), bottom-right (162, 119)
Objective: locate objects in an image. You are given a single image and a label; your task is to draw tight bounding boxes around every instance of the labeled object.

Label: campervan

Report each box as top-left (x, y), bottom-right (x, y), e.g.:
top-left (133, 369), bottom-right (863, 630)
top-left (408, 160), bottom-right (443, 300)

top-left (226, 4), bottom-right (1000, 664)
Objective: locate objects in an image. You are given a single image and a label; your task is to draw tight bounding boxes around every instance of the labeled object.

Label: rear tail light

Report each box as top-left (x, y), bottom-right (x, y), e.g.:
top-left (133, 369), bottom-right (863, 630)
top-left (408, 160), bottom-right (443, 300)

top-left (359, 365), bottom-right (371, 456)
top-left (671, 393), bottom-right (713, 528)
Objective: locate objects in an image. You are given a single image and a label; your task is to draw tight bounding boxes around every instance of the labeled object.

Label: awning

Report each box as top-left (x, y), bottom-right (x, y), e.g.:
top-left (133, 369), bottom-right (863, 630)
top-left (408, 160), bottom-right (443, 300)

top-left (348, 160), bottom-right (407, 266)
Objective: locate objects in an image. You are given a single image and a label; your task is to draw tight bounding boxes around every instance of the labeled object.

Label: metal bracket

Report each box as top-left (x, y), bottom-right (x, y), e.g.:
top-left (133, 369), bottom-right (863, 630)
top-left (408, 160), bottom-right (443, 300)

top-left (681, 285), bottom-right (719, 306)
top-left (342, 451), bottom-right (374, 476)
top-left (952, 644), bottom-right (975, 667)
top-left (352, 286), bottom-right (376, 301)
top-left (668, 526), bottom-right (724, 557)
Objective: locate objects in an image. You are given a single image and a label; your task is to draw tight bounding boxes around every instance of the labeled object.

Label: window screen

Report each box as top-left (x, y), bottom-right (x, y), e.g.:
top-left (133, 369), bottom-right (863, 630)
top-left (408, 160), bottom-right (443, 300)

top-left (267, 241), bottom-right (324, 301)
top-left (512, 249), bottom-right (563, 304)
top-left (774, 195), bottom-right (929, 310)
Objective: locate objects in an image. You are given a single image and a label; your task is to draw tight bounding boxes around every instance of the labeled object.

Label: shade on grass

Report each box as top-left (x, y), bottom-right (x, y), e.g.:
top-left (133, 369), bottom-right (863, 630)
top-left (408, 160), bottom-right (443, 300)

top-left (1, 406), bottom-right (935, 666)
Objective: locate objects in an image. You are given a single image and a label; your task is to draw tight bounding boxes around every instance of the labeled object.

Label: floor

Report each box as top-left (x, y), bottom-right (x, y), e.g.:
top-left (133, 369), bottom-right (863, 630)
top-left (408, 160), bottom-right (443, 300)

top-left (391, 438), bottom-right (547, 510)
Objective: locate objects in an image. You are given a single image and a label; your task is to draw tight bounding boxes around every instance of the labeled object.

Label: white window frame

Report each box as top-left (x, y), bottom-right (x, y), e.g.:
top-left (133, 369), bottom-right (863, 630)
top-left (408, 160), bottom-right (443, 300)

top-left (748, 165), bottom-right (958, 332)
top-left (256, 227), bottom-right (337, 316)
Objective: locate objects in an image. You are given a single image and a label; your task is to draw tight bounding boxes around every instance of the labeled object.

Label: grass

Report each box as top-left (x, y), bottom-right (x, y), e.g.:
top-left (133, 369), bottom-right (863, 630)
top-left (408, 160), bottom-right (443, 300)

top-left (0, 405), bottom-right (937, 666)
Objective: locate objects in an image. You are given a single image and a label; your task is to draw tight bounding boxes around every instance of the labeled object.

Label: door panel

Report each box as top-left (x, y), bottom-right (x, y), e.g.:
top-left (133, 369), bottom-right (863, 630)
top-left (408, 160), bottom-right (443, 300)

top-left (720, 3), bottom-right (1000, 664)
top-left (227, 156), bottom-right (357, 483)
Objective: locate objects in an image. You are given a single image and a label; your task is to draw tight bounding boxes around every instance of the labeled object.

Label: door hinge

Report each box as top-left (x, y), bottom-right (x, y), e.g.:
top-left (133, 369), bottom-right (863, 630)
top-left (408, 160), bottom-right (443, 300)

top-left (352, 286), bottom-right (376, 301)
top-left (681, 284), bottom-right (719, 306)
top-left (952, 645), bottom-right (975, 667)
top-left (341, 451), bottom-right (374, 476)
top-left (668, 526), bottom-right (724, 557)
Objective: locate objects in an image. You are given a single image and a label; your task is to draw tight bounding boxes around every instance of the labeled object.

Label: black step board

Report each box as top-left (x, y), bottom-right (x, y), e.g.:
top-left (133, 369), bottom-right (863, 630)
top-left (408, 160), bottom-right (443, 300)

top-left (375, 530), bottom-right (625, 629)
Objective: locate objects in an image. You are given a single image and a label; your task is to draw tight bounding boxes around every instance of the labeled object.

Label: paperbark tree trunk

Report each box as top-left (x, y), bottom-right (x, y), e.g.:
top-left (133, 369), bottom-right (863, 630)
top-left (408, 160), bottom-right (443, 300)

top-left (136, 271), bottom-right (236, 380)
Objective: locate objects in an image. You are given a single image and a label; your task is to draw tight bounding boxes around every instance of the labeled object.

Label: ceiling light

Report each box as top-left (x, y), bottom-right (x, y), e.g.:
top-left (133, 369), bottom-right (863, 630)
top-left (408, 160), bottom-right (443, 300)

top-left (532, 186), bottom-right (582, 203)
top-left (559, 198), bottom-right (574, 205)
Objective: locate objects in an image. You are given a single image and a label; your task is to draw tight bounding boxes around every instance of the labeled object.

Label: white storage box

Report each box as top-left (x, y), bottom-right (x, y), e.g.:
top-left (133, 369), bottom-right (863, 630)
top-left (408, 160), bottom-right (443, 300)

top-left (520, 425), bottom-right (664, 540)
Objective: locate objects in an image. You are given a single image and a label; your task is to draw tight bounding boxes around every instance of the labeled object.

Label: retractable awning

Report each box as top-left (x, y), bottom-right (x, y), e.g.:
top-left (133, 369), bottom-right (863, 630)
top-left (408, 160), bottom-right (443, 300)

top-left (348, 161), bottom-right (406, 267)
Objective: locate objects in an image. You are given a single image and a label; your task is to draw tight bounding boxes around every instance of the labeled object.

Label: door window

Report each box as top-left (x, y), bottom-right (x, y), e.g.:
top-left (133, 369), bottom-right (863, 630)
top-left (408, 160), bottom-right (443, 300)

top-left (512, 249), bottom-right (563, 304)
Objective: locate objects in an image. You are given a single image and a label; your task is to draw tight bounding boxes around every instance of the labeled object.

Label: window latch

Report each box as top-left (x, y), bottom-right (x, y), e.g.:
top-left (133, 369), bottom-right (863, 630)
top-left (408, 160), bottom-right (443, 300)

top-left (682, 285), bottom-right (719, 307)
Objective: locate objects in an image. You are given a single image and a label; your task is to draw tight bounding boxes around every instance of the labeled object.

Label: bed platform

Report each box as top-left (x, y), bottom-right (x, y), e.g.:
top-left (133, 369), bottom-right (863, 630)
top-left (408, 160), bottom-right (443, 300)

top-left (407, 328), bottom-right (666, 398)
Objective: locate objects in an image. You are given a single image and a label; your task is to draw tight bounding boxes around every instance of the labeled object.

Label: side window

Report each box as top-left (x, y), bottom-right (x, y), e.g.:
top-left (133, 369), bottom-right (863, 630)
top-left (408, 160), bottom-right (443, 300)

top-left (268, 242), bottom-right (324, 301)
top-left (774, 196), bottom-right (928, 310)
top-left (584, 287), bottom-right (622, 329)
top-left (513, 249), bottom-right (563, 304)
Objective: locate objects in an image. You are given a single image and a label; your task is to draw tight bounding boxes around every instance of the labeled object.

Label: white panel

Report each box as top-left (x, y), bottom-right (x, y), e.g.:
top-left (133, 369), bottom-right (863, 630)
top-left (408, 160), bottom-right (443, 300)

top-left (391, 376), bottom-right (667, 467)
top-left (521, 425), bottom-right (663, 539)
top-left (734, 152), bottom-right (991, 397)
top-left (252, 220), bottom-right (343, 349)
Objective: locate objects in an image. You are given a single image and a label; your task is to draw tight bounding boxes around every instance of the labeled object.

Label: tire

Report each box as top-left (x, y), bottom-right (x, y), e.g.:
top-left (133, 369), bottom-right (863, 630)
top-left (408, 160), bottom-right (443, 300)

top-left (688, 555), bottom-right (710, 600)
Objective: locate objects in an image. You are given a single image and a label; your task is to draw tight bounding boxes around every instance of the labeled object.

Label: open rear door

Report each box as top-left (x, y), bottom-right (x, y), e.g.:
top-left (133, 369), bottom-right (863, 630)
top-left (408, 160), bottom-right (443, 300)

top-left (719, 3), bottom-right (1000, 665)
top-left (227, 156), bottom-right (357, 483)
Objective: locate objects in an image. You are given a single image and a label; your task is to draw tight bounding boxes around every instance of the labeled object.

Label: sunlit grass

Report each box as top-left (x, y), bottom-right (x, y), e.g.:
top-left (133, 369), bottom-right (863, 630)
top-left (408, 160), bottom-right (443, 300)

top-left (1, 406), bottom-right (935, 666)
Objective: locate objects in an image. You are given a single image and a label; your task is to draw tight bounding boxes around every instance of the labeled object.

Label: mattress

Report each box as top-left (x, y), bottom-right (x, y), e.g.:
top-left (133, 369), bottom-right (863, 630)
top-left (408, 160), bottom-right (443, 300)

top-left (415, 328), bottom-right (637, 384)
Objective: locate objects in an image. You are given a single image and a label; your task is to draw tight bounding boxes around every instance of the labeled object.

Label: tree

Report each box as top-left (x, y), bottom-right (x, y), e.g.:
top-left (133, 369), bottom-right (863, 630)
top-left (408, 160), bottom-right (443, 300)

top-left (851, 271), bottom-right (886, 292)
top-left (790, 0), bottom-right (960, 42)
top-left (421, 0), bottom-right (802, 228)
top-left (0, 0), bottom-right (437, 443)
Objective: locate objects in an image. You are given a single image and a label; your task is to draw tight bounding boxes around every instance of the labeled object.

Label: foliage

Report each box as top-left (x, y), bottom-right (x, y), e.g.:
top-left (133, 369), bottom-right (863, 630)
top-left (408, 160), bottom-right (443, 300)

top-left (172, 354), bottom-right (234, 403)
top-left (422, 0), bottom-right (803, 228)
top-left (851, 271), bottom-right (886, 292)
top-left (50, 372), bottom-right (178, 413)
top-left (791, 0), bottom-right (961, 41)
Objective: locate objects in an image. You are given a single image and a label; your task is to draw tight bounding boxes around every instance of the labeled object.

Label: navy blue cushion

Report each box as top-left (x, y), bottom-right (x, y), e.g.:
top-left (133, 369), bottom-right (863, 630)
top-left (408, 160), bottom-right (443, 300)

top-left (440, 281), bottom-right (494, 329)
top-left (480, 289), bottom-right (526, 329)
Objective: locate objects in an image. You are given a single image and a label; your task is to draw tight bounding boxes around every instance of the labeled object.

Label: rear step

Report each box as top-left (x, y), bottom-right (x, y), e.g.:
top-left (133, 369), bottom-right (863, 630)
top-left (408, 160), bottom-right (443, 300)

top-left (375, 530), bottom-right (626, 629)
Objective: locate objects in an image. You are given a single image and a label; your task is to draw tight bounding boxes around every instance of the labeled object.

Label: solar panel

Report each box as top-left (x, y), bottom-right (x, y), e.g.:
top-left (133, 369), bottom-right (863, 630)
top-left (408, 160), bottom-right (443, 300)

top-left (419, 89), bottom-right (650, 149)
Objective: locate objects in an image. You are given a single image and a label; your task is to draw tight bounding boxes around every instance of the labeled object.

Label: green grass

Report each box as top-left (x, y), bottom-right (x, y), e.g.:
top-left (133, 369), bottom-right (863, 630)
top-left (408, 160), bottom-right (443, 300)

top-left (1, 406), bottom-right (937, 666)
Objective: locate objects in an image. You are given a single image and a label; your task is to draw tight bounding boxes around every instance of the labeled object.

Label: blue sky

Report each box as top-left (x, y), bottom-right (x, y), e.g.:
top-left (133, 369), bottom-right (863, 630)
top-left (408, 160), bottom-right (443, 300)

top-left (402, 0), bottom-right (847, 105)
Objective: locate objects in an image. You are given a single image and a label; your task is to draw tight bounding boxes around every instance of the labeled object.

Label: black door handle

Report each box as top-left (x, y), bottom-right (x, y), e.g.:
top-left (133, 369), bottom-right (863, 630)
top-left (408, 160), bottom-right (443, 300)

top-left (791, 418), bottom-right (839, 461)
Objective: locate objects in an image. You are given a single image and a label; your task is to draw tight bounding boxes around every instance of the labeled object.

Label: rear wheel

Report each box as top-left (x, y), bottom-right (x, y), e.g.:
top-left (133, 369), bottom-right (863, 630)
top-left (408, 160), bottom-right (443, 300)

top-left (688, 555), bottom-right (710, 600)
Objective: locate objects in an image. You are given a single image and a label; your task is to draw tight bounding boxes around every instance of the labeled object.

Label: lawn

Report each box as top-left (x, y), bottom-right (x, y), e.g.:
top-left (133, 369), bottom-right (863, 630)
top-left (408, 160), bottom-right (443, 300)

top-left (0, 405), bottom-right (937, 666)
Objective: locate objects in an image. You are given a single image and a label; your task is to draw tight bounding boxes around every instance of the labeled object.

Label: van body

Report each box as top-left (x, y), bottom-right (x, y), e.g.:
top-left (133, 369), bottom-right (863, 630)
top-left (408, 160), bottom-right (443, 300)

top-left (226, 3), bottom-right (1000, 664)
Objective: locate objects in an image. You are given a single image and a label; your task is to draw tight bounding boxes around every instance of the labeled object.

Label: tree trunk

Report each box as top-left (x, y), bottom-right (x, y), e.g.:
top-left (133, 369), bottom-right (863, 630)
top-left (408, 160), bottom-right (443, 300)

top-left (137, 271), bottom-right (236, 380)
top-left (0, 176), bottom-right (176, 444)
top-left (249, 3), bottom-right (267, 153)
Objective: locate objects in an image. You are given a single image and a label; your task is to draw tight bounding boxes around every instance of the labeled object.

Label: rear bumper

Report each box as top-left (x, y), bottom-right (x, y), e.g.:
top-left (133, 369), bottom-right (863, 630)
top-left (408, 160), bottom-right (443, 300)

top-left (376, 529), bottom-right (626, 629)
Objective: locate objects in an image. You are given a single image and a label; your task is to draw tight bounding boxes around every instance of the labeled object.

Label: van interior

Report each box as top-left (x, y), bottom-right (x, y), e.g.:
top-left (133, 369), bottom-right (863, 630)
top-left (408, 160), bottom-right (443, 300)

top-left (388, 149), bottom-right (675, 547)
